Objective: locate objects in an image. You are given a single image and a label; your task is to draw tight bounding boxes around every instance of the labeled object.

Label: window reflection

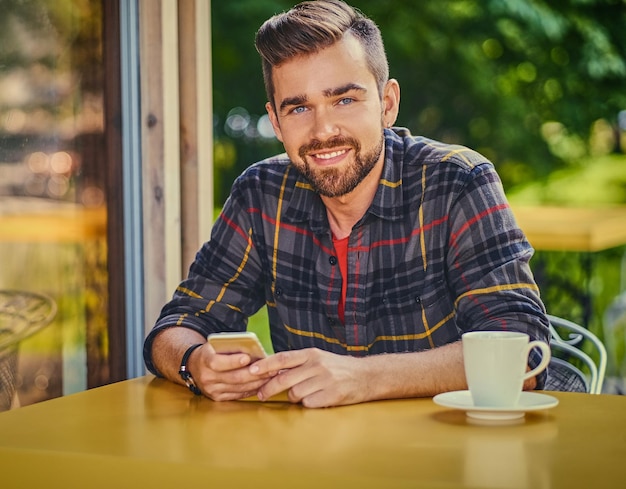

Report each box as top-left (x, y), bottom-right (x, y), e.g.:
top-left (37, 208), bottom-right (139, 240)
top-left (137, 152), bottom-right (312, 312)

top-left (0, 0), bottom-right (108, 409)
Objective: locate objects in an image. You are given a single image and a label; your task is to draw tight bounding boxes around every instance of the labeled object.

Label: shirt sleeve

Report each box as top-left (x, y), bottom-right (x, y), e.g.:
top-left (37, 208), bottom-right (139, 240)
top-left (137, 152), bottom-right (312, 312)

top-left (445, 163), bottom-right (550, 387)
top-left (142, 178), bottom-right (267, 376)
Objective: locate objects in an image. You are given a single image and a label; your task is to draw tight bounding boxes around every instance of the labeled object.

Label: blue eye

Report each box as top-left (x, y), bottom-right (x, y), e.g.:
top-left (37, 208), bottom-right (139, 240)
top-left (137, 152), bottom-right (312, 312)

top-left (292, 106), bottom-right (307, 114)
top-left (338, 98), bottom-right (354, 105)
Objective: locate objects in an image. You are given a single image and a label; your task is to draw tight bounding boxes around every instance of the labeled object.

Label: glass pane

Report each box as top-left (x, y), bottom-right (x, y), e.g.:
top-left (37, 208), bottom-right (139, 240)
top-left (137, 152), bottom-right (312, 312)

top-left (0, 0), bottom-right (108, 410)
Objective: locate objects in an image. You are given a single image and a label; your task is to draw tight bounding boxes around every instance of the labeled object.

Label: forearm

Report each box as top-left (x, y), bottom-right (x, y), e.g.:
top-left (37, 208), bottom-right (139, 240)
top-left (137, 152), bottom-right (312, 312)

top-left (360, 342), bottom-right (467, 401)
top-left (358, 340), bottom-right (538, 402)
top-left (150, 327), bottom-right (206, 385)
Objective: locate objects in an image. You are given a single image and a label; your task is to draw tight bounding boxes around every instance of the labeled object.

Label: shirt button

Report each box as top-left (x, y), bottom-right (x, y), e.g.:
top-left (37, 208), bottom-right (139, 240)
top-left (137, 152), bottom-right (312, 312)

top-left (275, 287), bottom-right (283, 297)
top-left (329, 256), bottom-right (337, 265)
top-left (415, 296), bottom-right (421, 304)
top-left (328, 317), bottom-right (336, 326)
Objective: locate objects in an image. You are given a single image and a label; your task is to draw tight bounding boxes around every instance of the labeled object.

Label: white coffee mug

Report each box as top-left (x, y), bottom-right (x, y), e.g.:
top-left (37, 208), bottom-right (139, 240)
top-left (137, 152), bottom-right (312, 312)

top-left (462, 331), bottom-right (551, 407)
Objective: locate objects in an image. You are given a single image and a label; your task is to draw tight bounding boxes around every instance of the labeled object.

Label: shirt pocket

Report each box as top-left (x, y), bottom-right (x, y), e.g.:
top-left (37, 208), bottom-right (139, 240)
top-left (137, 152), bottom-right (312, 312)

top-left (376, 279), bottom-right (457, 351)
top-left (272, 281), bottom-right (321, 326)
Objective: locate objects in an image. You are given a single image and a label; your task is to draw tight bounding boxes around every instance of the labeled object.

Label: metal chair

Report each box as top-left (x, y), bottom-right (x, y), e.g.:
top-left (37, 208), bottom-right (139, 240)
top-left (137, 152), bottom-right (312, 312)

top-left (0, 290), bottom-right (56, 410)
top-left (545, 314), bottom-right (607, 394)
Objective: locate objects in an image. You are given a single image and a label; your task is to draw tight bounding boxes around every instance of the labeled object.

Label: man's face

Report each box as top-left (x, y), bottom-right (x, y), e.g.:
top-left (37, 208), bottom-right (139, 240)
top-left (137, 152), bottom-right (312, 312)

top-left (266, 35), bottom-right (396, 198)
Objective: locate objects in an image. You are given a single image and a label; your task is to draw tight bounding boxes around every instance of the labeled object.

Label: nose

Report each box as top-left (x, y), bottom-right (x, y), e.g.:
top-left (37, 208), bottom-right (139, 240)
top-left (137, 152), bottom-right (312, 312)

top-left (310, 107), bottom-right (340, 141)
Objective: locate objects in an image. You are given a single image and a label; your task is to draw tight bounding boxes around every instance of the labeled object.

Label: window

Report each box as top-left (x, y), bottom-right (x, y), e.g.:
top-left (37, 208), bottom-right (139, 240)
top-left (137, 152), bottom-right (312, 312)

top-left (0, 0), bottom-right (120, 409)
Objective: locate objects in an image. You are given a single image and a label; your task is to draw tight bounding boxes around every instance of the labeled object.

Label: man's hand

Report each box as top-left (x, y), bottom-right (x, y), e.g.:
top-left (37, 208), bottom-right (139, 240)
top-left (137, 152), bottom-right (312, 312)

top-left (152, 328), bottom-right (467, 407)
top-left (189, 343), bottom-right (275, 401)
top-left (249, 348), bottom-right (369, 408)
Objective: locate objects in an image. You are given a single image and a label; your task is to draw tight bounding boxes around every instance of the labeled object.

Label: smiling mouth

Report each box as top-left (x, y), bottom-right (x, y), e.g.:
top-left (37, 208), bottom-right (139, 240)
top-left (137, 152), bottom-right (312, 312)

top-left (313, 149), bottom-right (347, 160)
top-left (299, 135), bottom-right (359, 164)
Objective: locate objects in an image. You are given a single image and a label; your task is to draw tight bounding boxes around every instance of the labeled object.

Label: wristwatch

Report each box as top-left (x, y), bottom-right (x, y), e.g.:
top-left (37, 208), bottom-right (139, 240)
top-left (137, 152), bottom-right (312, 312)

top-left (178, 343), bottom-right (204, 395)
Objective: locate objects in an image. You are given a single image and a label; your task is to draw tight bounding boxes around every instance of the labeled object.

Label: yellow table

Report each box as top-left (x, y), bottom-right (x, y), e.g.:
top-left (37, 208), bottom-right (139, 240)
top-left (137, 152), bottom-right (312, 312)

top-left (510, 205), bottom-right (626, 252)
top-left (0, 376), bottom-right (625, 488)
top-left (510, 204), bottom-right (626, 329)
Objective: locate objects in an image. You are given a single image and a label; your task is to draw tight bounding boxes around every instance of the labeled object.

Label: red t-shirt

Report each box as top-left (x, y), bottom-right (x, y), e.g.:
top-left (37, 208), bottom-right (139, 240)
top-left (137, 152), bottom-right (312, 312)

top-left (332, 235), bottom-right (349, 325)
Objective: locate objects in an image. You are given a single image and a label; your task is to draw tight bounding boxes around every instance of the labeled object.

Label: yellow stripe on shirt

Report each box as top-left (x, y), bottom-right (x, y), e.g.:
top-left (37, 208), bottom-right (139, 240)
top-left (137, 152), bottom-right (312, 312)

top-left (283, 310), bottom-right (455, 353)
top-left (271, 167), bottom-right (291, 295)
top-left (454, 282), bottom-right (540, 308)
top-left (195, 228), bottom-right (254, 317)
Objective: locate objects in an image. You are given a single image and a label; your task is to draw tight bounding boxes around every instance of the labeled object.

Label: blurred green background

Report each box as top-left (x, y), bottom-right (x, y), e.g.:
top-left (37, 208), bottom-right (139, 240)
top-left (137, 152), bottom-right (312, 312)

top-left (212, 0), bottom-right (626, 200)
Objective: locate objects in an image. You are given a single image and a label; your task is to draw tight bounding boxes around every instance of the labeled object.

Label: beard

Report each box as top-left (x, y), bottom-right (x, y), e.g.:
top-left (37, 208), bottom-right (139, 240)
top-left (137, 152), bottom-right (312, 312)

top-left (295, 134), bottom-right (384, 198)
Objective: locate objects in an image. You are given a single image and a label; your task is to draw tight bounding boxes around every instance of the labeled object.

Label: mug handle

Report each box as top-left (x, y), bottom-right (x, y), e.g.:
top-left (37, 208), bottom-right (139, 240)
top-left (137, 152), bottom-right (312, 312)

top-left (522, 341), bottom-right (551, 380)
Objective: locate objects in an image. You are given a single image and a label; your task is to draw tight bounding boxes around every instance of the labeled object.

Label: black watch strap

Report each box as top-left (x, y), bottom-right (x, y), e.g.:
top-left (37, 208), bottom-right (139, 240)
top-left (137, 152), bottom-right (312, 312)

top-left (179, 343), bottom-right (204, 395)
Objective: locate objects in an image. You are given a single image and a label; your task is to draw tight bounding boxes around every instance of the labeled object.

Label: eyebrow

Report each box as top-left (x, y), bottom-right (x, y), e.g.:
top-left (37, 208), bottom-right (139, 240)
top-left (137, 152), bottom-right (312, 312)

top-left (278, 83), bottom-right (368, 112)
top-left (280, 94), bottom-right (308, 112)
top-left (323, 83), bottom-right (367, 98)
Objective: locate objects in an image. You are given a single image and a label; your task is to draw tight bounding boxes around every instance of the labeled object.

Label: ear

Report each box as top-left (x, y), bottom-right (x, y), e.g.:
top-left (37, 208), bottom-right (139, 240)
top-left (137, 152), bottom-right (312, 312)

top-left (265, 101), bottom-right (284, 142)
top-left (382, 79), bottom-right (400, 127)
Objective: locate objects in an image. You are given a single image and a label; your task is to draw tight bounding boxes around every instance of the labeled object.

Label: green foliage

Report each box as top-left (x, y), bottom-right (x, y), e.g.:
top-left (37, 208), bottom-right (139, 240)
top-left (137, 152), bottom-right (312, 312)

top-left (507, 153), bottom-right (626, 205)
top-left (212, 0), bottom-right (626, 195)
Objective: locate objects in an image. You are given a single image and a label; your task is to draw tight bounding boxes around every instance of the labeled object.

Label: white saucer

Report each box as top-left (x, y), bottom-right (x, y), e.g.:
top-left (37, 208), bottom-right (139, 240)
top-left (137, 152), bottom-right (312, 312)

top-left (433, 390), bottom-right (559, 421)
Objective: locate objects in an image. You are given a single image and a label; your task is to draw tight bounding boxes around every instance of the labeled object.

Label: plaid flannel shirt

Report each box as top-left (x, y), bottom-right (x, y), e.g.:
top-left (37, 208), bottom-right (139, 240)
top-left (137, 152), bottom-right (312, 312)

top-left (144, 128), bottom-right (550, 388)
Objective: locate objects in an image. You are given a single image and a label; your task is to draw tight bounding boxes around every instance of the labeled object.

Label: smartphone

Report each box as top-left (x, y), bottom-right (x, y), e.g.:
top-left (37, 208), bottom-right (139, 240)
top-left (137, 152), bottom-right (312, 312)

top-left (207, 331), bottom-right (267, 361)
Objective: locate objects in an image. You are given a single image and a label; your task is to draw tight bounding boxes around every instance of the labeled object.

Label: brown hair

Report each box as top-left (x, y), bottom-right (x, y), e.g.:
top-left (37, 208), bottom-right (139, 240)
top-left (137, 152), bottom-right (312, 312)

top-left (255, 0), bottom-right (389, 109)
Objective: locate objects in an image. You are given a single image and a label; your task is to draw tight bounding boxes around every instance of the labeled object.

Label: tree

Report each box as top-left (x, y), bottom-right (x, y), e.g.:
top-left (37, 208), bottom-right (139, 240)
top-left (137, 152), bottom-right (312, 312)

top-left (211, 0), bottom-right (626, 202)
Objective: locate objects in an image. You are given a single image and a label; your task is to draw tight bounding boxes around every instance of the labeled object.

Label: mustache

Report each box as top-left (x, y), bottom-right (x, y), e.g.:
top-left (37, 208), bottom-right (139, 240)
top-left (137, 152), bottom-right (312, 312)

top-left (298, 136), bottom-right (361, 159)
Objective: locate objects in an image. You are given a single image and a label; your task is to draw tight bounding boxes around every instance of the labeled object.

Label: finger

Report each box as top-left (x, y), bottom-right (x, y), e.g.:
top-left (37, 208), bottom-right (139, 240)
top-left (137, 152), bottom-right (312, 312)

top-left (197, 353), bottom-right (271, 393)
top-left (207, 351), bottom-right (256, 372)
top-left (200, 343), bottom-right (252, 371)
top-left (257, 366), bottom-right (309, 401)
top-left (299, 389), bottom-right (337, 409)
top-left (202, 361), bottom-right (269, 387)
top-left (249, 350), bottom-right (308, 376)
top-left (286, 378), bottom-right (355, 408)
top-left (210, 381), bottom-right (268, 401)
top-left (203, 377), bottom-right (269, 401)
top-left (193, 346), bottom-right (275, 401)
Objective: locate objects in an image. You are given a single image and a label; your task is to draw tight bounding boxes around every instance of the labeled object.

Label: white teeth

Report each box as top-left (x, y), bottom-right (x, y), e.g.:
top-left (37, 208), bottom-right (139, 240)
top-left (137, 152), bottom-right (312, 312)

top-left (315, 149), bottom-right (346, 160)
